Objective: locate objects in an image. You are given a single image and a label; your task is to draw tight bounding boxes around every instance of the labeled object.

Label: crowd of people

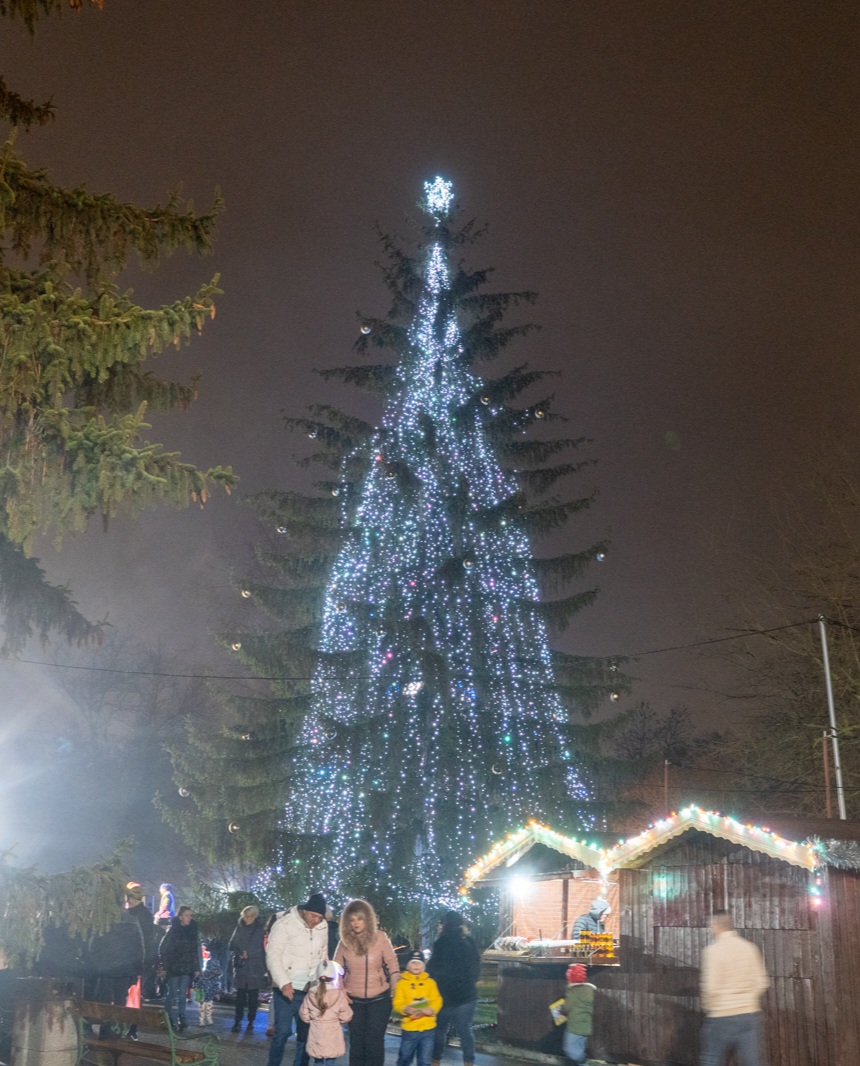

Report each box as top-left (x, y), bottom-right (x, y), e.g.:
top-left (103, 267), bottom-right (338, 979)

top-left (85, 884), bottom-right (767, 1066)
top-left (96, 884), bottom-right (482, 1066)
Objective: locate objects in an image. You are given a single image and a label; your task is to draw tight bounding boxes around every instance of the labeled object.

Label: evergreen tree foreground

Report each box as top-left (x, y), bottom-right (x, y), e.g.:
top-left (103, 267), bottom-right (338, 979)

top-left (0, 0), bottom-right (234, 652)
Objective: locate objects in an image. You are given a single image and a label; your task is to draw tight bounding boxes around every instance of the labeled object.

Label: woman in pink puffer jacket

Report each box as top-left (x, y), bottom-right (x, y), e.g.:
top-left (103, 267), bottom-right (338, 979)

top-left (333, 900), bottom-right (400, 1066)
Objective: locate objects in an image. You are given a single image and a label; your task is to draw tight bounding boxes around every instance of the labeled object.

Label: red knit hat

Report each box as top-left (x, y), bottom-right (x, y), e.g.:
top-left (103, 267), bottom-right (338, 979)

top-left (566, 963), bottom-right (587, 984)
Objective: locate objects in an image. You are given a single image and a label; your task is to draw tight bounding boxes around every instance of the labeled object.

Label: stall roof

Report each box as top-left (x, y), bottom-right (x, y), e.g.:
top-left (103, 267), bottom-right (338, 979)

top-left (462, 806), bottom-right (860, 889)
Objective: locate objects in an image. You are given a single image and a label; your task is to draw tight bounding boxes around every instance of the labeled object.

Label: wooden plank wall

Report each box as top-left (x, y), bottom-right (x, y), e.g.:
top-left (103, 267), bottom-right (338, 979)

top-left (828, 867), bottom-right (860, 1061)
top-left (589, 831), bottom-right (851, 1066)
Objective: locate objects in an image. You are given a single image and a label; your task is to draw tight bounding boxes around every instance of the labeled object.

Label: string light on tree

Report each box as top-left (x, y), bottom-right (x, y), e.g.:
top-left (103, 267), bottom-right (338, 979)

top-left (274, 178), bottom-right (597, 909)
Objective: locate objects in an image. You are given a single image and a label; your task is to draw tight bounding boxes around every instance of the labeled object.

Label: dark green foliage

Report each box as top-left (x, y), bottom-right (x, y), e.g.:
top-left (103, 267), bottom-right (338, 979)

top-left (1, 0), bottom-right (104, 36)
top-left (0, 5), bottom-right (234, 651)
top-left (0, 842), bottom-right (130, 967)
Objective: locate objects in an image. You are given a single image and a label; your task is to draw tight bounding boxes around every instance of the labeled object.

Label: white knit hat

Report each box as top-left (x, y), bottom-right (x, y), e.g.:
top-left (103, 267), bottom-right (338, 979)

top-left (316, 959), bottom-right (343, 981)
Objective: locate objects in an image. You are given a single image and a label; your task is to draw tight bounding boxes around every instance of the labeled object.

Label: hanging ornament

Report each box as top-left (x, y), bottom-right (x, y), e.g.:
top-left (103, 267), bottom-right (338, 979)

top-left (360, 324), bottom-right (372, 335)
top-left (386, 468), bottom-right (396, 479)
top-left (535, 408), bottom-right (546, 419)
top-left (228, 822), bottom-right (240, 834)
top-left (609, 663), bottom-right (618, 673)
top-left (276, 525), bottom-right (288, 535)
top-left (492, 764), bottom-right (504, 775)
top-left (178, 787), bottom-right (190, 798)
top-left (336, 602), bottom-right (346, 612)
top-left (610, 692), bottom-right (620, 702)
top-left (596, 550), bottom-right (606, 562)
top-left (240, 733), bottom-right (252, 741)
top-left (332, 487), bottom-right (340, 496)
top-left (376, 626), bottom-right (385, 635)
top-left (231, 641), bottom-right (242, 651)
top-left (480, 395), bottom-right (491, 406)
top-left (463, 557), bottom-right (474, 570)
top-left (240, 589), bottom-right (251, 599)
top-left (308, 429), bottom-right (318, 439)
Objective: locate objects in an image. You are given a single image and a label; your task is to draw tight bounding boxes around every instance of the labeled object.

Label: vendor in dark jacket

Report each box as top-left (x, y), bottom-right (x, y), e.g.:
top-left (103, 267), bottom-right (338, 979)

top-left (427, 911), bottom-right (481, 1066)
top-left (158, 906), bottom-right (202, 1031)
top-left (228, 905), bottom-right (268, 1032)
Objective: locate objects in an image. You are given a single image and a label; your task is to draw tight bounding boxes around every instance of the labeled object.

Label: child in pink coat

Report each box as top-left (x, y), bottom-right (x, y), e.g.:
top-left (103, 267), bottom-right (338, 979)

top-left (299, 960), bottom-right (354, 1066)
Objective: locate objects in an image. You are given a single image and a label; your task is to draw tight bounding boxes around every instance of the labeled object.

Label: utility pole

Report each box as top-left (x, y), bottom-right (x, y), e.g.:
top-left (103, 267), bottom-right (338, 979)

top-left (664, 759), bottom-right (670, 817)
top-left (818, 615), bottom-right (847, 819)
top-left (822, 730), bottom-right (832, 819)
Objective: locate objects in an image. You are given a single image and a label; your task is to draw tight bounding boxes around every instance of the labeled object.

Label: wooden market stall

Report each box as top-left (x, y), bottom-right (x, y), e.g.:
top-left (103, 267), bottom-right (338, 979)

top-left (464, 808), bottom-right (860, 1066)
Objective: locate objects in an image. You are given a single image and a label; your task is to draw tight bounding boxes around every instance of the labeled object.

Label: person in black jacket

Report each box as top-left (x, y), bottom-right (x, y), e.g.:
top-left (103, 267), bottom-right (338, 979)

top-left (124, 883), bottom-right (158, 1038)
top-left (427, 911), bottom-right (481, 1066)
top-left (158, 906), bottom-right (202, 1031)
top-left (228, 905), bottom-right (267, 1032)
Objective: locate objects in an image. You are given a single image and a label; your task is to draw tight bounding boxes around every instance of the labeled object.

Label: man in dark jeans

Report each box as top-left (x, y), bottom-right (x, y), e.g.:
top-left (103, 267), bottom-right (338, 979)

top-left (265, 893), bottom-right (329, 1066)
top-left (427, 911), bottom-right (481, 1066)
top-left (157, 906), bottom-right (202, 1032)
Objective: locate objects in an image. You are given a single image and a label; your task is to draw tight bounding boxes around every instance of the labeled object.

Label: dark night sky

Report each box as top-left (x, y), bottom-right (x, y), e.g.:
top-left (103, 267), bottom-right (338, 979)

top-left (2, 1), bottom-right (859, 865)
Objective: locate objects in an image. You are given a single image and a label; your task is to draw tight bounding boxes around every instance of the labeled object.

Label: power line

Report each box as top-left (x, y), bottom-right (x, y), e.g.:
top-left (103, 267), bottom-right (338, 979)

top-left (613, 619), bottom-right (818, 660)
top-left (0, 617), bottom-right (824, 682)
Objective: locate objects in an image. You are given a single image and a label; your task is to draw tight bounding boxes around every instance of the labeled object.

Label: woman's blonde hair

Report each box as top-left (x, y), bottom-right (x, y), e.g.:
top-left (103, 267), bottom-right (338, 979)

top-left (339, 899), bottom-right (378, 955)
top-left (240, 905), bottom-right (259, 921)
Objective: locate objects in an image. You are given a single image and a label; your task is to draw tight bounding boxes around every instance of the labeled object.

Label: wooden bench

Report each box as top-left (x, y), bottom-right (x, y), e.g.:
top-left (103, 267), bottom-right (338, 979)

top-left (75, 1000), bottom-right (219, 1066)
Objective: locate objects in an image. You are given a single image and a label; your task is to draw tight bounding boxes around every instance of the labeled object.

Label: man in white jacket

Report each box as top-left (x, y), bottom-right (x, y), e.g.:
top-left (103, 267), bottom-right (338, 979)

top-left (699, 910), bottom-right (770, 1066)
top-left (265, 892), bottom-right (328, 1066)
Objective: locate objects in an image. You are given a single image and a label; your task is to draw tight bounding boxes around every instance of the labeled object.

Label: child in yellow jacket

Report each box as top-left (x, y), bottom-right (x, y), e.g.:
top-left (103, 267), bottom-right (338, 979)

top-left (393, 951), bottom-right (443, 1066)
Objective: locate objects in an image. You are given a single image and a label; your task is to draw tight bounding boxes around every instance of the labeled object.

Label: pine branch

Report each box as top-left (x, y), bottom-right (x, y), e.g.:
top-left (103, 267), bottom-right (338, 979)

top-left (0, 274), bottom-right (220, 411)
top-left (0, 75), bottom-right (54, 128)
top-left (0, 532), bottom-right (103, 652)
top-left (513, 461), bottom-right (594, 496)
top-left (0, 403), bottom-right (235, 551)
top-left (0, 840), bottom-right (129, 968)
top-left (529, 548), bottom-right (606, 593)
top-left (497, 436), bottom-right (588, 466)
top-left (1, 0), bottom-right (104, 35)
top-left (528, 588), bottom-right (600, 634)
top-left (316, 363), bottom-right (397, 393)
top-left (250, 550), bottom-right (337, 588)
top-left (247, 490), bottom-right (343, 530)
top-left (0, 143), bottom-right (222, 283)
top-left (460, 322), bottom-right (542, 365)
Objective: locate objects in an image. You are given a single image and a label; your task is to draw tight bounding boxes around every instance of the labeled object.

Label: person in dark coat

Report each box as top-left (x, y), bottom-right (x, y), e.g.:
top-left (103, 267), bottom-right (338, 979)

top-left (427, 911), bottom-right (481, 1066)
top-left (229, 905), bottom-right (268, 1032)
top-left (158, 906), bottom-right (202, 1031)
top-left (85, 910), bottom-right (146, 1009)
top-left (124, 883), bottom-right (158, 1037)
top-left (391, 932), bottom-right (412, 973)
top-left (326, 908), bottom-right (340, 961)
top-left (571, 898), bottom-right (610, 939)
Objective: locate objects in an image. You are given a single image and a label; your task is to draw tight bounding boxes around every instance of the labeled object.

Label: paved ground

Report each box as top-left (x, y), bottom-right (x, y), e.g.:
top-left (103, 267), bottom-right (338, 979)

top-left (202, 1002), bottom-right (616, 1066)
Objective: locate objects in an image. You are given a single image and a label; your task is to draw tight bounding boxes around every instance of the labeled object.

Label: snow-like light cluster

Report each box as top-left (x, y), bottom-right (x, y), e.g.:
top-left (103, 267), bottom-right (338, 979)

top-left (423, 175), bottom-right (454, 220)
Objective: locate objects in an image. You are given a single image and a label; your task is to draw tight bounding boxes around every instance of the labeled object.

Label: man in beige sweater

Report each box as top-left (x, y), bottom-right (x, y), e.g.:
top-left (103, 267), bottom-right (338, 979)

top-left (699, 910), bottom-right (769, 1066)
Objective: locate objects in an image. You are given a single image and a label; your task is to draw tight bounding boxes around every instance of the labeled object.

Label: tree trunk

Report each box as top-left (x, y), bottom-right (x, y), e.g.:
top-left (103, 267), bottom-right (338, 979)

top-left (11, 982), bottom-right (76, 1066)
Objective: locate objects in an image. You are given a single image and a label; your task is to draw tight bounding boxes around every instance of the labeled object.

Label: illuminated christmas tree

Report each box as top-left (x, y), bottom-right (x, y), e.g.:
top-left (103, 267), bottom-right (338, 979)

top-left (190, 178), bottom-right (618, 919)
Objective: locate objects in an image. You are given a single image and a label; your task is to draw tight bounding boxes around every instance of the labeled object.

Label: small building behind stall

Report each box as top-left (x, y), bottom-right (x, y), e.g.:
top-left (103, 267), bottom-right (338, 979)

top-left (464, 808), bottom-right (860, 1066)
